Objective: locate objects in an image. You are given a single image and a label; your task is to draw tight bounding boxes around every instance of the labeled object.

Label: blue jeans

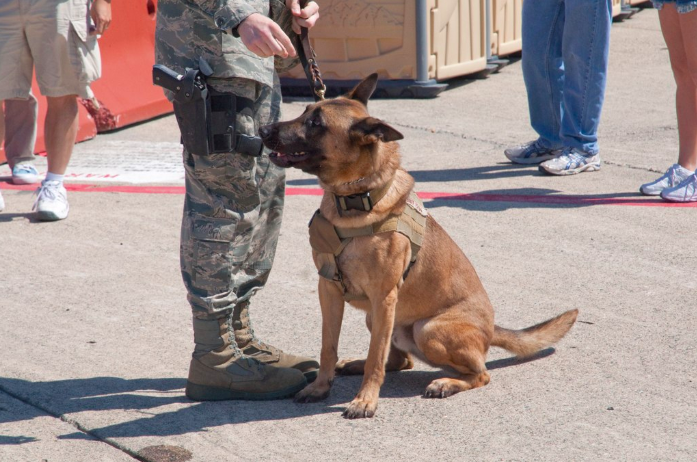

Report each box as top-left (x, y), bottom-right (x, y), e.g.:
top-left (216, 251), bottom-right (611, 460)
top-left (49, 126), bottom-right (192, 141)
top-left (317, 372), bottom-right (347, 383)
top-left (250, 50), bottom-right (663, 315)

top-left (522, 0), bottom-right (612, 155)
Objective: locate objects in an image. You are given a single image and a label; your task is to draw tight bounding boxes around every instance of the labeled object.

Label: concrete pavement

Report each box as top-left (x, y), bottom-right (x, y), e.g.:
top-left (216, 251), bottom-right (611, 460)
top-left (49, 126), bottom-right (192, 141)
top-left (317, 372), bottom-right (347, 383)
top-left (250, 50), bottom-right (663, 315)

top-left (1, 7), bottom-right (696, 462)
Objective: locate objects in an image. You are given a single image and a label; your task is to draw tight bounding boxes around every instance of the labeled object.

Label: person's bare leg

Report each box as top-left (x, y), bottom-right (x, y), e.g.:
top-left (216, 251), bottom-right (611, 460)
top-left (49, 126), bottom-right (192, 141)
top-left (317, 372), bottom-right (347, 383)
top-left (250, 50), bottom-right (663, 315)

top-left (676, 8), bottom-right (697, 170)
top-left (44, 95), bottom-right (78, 175)
top-left (34, 95), bottom-right (76, 220)
top-left (0, 101), bottom-right (5, 151)
top-left (659, 6), bottom-right (697, 171)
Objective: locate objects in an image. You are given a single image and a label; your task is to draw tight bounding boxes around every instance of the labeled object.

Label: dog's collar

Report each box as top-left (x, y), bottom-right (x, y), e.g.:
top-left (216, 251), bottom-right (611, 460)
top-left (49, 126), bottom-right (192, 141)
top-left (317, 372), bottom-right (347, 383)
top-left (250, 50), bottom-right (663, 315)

top-left (333, 179), bottom-right (393, 214)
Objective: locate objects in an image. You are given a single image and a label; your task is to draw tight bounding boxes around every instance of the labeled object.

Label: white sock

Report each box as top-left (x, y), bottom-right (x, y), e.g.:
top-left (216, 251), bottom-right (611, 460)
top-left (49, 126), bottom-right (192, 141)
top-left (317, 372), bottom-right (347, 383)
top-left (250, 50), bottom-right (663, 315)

top-left (45, 172), bottom-right (65, 185)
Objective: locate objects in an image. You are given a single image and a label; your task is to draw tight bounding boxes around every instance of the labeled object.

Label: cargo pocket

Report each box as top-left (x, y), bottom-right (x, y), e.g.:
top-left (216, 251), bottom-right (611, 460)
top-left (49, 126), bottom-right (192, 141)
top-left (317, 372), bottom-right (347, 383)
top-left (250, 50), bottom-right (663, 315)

top-left (68, 19), bottom-right (101, 84)
top-left (189, 150), bottom-right (260, 214)
top-left (190, 214), bottom-right (238, 296)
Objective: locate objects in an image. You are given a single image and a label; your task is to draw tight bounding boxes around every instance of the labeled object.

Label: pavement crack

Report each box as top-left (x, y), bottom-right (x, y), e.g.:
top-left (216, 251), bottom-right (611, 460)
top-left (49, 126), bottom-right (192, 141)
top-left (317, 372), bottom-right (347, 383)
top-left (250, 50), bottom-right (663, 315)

top-left (603, 160), bottom-right (664, 174)
top-left (390, 123), bottom-right (665, 174)
top-left (390, 122), bottom-right (508, 148)
top-left (0, 385), bottom-right (146, 462)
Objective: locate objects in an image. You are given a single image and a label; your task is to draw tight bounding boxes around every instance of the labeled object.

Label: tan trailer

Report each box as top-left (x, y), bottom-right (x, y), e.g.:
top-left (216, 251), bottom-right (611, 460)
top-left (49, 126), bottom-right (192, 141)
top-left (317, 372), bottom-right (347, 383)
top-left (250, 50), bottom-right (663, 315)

top-left (281, 0), bottom-right (493, 97)
top-left (490, 0), bottom-right (522, 58)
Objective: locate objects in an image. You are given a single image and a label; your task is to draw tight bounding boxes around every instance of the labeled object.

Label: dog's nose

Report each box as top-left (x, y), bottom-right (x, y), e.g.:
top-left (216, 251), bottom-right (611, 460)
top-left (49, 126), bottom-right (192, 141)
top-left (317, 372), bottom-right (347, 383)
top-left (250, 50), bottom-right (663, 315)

top-left (258, 125), bottom-right (273, 139)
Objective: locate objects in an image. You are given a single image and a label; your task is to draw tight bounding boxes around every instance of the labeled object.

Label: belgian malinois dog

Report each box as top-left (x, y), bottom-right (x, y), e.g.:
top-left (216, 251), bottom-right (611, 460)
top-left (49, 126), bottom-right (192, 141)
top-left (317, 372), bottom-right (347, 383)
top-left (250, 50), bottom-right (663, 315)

top-left (259, 74), bottom-right (578, 419)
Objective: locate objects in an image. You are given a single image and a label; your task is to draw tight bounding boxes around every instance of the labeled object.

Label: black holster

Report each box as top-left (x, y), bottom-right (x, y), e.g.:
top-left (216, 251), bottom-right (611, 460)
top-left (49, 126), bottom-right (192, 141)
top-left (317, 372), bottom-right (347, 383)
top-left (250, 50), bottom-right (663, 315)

top-left (153, 64), bottom-right (264, 157)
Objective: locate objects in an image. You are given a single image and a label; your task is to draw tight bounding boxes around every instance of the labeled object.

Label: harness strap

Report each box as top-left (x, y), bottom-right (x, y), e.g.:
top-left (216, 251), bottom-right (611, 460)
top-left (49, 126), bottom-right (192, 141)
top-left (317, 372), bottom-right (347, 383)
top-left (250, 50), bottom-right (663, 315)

top-left (308, 192), bottom-right (427, 302)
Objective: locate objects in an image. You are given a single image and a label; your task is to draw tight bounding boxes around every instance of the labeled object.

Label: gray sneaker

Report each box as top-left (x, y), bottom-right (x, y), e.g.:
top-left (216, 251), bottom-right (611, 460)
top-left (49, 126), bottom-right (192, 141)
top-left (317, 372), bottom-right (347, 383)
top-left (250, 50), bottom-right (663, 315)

top-left (504, 140), bottom-right (563, 164)
top-left (539, 148), bottom-right (601, 176)
top-left (660, 172), bottom-right (697, 203)
top-left (640, 164), bottom-right (693, 196)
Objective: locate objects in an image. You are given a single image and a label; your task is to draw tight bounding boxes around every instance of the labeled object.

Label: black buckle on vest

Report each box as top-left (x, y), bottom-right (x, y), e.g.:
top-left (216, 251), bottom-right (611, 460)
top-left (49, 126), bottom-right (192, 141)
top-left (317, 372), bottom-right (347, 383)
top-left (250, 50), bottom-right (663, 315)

top-left (335, 192), bottom-right (373, 213)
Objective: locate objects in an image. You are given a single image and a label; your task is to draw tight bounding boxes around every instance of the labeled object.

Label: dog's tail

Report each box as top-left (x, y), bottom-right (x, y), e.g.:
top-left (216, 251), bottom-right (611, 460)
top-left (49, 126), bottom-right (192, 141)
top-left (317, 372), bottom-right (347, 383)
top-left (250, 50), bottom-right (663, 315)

top-left (491, 309), bottom-right (578, 358)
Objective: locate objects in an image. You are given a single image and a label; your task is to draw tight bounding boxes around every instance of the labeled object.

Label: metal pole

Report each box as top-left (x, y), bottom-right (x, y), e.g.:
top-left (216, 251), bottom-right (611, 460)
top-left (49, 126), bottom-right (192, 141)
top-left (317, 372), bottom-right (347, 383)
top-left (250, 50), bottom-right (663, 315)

top-left (415, 0), bottom-right (428, 83)
top-left (485, 0), bottom-right (492, 60)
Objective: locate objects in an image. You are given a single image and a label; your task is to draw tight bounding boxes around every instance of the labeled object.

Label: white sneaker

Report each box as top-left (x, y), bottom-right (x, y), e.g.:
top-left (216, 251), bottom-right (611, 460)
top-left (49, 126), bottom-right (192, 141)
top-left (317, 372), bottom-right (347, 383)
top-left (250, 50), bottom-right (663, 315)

top-left (33, 180), bottom-right (69, 221)
top-left (12, 162), bottom-right (40, 185)
top-left (0, 190), bottom-right (4, 212)
top-left (538, 148), bottom-right (601, 176)
top-left (660, 172), bottom-right (697, 203)
top-left (640, 164), bottom-right (693, 196)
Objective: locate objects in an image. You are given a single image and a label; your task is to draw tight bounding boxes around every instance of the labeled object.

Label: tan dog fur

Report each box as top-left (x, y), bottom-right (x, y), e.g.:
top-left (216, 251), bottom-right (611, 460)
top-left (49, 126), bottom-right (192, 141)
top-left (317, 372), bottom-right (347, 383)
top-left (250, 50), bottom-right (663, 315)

top-left (260, 74), bottom-right (578, 419)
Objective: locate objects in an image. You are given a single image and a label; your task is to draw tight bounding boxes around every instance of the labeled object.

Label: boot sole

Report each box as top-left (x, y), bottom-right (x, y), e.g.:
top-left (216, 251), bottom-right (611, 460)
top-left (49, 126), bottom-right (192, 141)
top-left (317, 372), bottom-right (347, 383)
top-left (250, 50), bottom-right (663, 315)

top-left (185, 379), bottom-right (306, 401)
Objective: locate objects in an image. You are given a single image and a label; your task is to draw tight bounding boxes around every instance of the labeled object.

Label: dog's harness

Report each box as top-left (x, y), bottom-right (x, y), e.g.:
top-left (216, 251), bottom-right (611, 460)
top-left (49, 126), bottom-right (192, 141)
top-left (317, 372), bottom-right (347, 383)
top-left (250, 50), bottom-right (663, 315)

top-left (308, 185), bottom-right (428, 301)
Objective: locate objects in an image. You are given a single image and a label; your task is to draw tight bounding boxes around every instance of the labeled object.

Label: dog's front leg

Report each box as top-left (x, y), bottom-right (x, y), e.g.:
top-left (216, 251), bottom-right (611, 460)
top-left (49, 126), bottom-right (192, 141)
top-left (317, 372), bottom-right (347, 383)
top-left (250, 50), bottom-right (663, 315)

top-left (294, 279), bottom-right (345, 403)
top-left (342, 287), bottom-right (398, 419)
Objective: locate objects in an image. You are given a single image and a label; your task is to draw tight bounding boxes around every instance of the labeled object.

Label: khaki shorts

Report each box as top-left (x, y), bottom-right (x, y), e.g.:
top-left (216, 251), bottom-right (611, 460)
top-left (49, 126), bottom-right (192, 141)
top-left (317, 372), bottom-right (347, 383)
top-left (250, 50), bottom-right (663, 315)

top-left (0, 0), bottom-right (101, 100)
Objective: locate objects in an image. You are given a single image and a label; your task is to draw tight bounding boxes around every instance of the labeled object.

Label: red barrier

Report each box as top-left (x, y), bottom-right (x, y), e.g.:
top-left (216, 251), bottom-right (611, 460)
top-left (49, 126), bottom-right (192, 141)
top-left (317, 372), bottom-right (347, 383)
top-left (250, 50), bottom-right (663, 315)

top-left (1, 0), bottom-right (171, 164)
top-left (87, 0), bottom-right (172, 131)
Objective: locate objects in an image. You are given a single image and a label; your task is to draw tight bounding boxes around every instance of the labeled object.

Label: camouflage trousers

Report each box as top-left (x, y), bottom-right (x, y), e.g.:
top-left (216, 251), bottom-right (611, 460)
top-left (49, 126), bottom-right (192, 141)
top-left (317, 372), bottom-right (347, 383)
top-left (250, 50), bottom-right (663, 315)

top-left (180, 76), bottom-right (285, 320)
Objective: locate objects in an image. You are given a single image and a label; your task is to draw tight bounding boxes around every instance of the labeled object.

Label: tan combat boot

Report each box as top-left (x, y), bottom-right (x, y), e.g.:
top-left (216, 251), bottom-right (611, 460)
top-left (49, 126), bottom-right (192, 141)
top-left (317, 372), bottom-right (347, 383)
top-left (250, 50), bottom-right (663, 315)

top-left (232, 301), bottom-right (319, 383)
top-left (186, 316), bottom-right (307, 401)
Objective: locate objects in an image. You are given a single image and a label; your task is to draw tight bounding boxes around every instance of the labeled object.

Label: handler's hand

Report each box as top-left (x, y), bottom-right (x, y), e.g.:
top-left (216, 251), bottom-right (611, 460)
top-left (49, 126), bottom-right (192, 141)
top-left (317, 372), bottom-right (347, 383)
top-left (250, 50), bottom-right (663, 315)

top-left (239, 13), bottom-right (297, 59)
top-left (286, 0), bottom-right (320, 34)
top-left (90, 0), bottom-right (112, 36)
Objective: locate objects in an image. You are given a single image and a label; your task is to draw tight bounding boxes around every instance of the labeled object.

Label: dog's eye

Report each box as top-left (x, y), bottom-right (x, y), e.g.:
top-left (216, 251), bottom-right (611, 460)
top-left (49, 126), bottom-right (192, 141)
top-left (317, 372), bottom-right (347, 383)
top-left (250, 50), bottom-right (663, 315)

top-left (308, 117), bottom-right (322, 128)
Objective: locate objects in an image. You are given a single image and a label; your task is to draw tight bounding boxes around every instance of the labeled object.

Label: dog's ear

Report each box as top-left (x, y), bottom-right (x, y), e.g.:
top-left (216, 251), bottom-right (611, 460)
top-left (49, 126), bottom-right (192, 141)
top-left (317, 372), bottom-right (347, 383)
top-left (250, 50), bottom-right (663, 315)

top-left (350, 117), bottom-right (404, 145)
top-left (347, 73), bottom-right (379, 106)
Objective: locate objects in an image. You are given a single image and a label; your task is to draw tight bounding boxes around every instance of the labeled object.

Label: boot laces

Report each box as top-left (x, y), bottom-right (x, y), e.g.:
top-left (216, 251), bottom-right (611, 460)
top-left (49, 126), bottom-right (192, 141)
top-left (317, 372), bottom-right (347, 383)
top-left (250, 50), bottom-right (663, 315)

top-left (246, 316), bottom-right (272, 350)
top-left (226, 317), bottom-right (264, 371)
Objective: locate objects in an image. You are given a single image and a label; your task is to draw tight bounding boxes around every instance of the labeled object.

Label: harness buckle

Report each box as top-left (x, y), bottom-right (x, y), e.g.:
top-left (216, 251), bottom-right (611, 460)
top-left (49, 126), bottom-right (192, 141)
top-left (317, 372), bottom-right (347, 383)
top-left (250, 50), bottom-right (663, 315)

top-left (335, 192), bottom-right (373, 213)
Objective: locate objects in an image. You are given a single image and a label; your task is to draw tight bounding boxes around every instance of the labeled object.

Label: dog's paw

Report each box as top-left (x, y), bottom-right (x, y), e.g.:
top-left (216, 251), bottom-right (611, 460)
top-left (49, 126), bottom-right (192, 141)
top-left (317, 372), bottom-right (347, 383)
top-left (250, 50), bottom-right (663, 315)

top-left (424, 378), bottom-right (472, 398)
top-left (335, 358), bottom-right (366, 376)
top-left (293, 383), bottom-right (331, 403)
top-left (342, 398), bottom-right (377, 419)
top-left (423, 378), bottom-right (463, 399)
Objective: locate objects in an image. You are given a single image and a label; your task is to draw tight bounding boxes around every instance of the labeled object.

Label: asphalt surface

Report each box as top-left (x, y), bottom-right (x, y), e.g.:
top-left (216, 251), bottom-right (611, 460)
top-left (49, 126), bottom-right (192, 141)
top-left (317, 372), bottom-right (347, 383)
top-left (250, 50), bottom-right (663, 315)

top-left (1, 7), bottom-right (696, 462)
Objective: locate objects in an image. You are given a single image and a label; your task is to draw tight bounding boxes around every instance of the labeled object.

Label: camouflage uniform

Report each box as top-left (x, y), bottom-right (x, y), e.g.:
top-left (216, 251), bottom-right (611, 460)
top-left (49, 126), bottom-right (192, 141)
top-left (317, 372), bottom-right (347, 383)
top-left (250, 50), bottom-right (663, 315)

top-left (156, 0), bottom-right (291, 321)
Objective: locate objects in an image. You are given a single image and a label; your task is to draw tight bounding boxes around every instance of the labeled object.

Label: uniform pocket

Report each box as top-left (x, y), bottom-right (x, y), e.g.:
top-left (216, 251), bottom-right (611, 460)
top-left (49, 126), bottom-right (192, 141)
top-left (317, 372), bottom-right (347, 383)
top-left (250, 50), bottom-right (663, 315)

top-left (189, 150), bottom-right (259, 214)
top-left (190, 214), bottom-right (237, 293)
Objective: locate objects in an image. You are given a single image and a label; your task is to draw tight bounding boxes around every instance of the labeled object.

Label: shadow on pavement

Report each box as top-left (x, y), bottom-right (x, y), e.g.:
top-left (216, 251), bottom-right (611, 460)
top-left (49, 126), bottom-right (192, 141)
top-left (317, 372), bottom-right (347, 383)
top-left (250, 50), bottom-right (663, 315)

top-left (410, 164), bottom-right (537, 182)
top-left (286, 164), bottom-right (535, 187)
top-left (0, 350), bottom-right (554, 437)
top-left (0, 435), bottom-right (38, 445)
top-left (425, 189), bottom-right (650, 211)
top-left (286, 166), bottom-right (657, 212)
top-left (286, 178), bottom-right (318, 186)
top-left (0, 212), bottom-right (40, 223)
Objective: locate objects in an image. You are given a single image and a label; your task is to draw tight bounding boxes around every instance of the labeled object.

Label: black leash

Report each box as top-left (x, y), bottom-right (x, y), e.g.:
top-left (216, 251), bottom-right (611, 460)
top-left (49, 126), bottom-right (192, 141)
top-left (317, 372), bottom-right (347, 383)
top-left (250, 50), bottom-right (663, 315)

top-left (298, 0), bottom-right (325, 101)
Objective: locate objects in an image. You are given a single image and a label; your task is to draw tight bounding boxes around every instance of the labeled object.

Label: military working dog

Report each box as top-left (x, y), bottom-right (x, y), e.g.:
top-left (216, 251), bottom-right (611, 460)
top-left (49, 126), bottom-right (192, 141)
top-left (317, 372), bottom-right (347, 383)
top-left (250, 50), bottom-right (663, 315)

top-left (259, 74), bottom-right (578, 419)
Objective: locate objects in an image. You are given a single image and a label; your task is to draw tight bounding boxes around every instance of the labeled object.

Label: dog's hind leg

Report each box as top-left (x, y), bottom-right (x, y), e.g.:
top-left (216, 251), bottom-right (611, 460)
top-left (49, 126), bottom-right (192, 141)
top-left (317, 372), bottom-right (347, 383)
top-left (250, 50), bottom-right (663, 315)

top-left (336, 316), bottom-right (414, 376)
top-left (413, 316), bottom-right (491, 398)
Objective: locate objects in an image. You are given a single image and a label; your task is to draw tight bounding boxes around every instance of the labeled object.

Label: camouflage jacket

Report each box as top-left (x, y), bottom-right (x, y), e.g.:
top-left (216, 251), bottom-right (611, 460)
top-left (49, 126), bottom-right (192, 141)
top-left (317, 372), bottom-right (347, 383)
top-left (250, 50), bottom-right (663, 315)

top-left (156, 0), bottom-right (298, 88)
